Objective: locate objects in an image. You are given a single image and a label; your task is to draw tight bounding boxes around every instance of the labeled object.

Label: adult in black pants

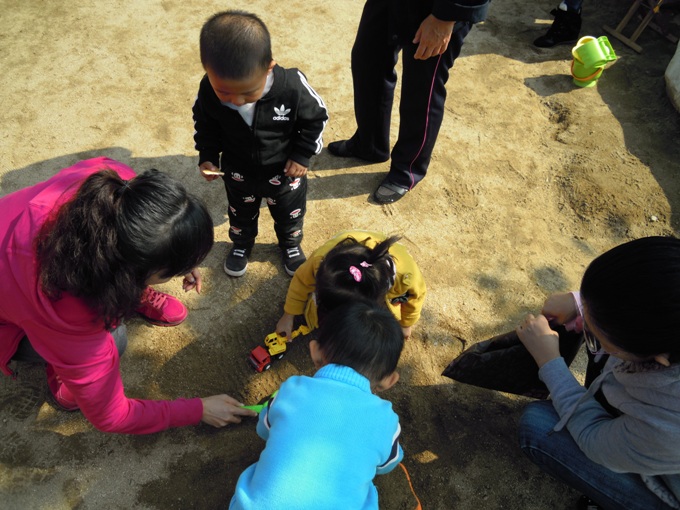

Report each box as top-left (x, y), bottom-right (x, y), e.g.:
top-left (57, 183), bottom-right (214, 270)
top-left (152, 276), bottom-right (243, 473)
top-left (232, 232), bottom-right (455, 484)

top-left (328, 0), bottom-right (490, 204)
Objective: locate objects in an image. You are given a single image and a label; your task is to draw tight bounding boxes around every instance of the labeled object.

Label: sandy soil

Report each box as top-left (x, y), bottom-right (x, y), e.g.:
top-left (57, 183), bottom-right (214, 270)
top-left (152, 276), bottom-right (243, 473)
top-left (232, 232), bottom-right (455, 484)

top-left (1, 0), bottom-right (680, 508)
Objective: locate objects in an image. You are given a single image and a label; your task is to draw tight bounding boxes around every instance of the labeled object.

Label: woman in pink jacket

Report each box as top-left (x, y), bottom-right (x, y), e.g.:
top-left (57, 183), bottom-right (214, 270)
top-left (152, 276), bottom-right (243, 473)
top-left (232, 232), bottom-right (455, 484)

top-left (0, 157), bottom-right (255, 434)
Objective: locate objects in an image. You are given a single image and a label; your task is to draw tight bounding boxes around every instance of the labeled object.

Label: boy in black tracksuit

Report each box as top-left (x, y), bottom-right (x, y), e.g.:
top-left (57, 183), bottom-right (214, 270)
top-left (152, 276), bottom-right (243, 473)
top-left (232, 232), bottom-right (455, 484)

top-left (193, 10), bottom-right (327, 277)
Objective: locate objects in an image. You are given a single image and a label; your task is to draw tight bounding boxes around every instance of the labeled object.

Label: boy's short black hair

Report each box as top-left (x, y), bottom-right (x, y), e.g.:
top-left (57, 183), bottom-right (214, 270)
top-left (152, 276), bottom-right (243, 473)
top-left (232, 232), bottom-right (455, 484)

top-left (316, 301), bottom-right (404, 383)
top-left (199, 10), bottom-right (272, 79)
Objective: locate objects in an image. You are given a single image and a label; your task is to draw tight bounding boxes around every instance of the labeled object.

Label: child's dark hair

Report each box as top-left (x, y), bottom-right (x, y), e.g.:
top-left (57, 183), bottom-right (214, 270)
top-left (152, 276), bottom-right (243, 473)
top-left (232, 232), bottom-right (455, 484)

top-left (35, 169), bottom-right (214, 328)
top-left (200, 10), bottom-right (272, 80)
top-left (316, 235), bottom-right (400, 322)
top-left (316, 301), bottom-right (404, 382)
top-left (580, 236), bottom-right (680, 360)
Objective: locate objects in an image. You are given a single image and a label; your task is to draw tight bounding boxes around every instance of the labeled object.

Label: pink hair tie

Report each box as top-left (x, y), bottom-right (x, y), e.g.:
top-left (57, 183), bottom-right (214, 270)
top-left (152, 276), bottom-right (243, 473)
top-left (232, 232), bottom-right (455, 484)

top-left (349, 266), bottom-right (362, 282)
top-left (359, 261), bottom-right (371, 268)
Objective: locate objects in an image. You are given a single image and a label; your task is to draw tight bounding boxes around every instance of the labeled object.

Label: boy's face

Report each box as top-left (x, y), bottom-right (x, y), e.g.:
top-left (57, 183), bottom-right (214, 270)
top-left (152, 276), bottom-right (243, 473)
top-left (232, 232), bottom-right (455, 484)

top-left (206, 61), bottom-right (275, 107)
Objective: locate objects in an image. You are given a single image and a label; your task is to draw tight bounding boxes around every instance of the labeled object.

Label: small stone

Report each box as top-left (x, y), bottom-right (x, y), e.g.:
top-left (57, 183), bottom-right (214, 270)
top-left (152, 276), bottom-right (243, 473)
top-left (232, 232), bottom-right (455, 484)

top-left (650, 215), bottom-right (659, 222)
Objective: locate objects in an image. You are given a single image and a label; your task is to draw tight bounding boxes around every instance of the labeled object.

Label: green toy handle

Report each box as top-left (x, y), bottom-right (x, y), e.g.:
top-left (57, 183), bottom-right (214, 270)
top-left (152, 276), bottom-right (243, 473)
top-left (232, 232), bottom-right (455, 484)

top-left (242, 403), bottom-right (267, 413)
top-left (243, 390), bottom-right (279, 414)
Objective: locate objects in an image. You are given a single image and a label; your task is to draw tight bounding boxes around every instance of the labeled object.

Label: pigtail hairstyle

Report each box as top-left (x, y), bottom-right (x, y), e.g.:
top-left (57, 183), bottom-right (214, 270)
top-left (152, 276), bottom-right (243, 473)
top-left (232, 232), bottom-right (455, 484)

top-left (317, 301), bottom-right (404, 383)
top-left (315, 235), bottom-right (400, 324)
top-left (35, 169), bottom-right (214, 328)
top-left (580, 236), bottom-right (680, 361)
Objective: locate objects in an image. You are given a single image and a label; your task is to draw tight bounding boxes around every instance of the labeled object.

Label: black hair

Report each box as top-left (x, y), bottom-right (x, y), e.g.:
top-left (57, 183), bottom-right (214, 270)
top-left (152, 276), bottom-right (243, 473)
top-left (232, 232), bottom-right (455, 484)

top-left (580, 236), bottom-right (680, 360)
top-left (316, 301), bottom-right (404, 382)
top-left (199, 10), bottom-right (272, 80)
top-left (35, 168), bottom-right (214, 328)
top-left (315, 235), bottom-right (400, 323)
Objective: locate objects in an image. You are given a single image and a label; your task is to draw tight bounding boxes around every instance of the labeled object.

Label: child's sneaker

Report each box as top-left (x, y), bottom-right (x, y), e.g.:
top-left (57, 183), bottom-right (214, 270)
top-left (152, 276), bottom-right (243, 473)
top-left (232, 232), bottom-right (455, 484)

top-left (282, 246), bottom-right (306, 276)
top-left (135, 287), bottom-right (188, 326)
top-left (224, 245), bottom-right (252, 277)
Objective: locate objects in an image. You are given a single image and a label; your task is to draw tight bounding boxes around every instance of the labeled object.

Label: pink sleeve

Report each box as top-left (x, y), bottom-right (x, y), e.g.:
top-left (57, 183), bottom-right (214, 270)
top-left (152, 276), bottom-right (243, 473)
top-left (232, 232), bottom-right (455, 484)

top-left (564, 291), bottom-right (584, 332)
top-left (28, 313), bottom-right (203, 434)
top-left (55, 159), bottom-right (203, 433)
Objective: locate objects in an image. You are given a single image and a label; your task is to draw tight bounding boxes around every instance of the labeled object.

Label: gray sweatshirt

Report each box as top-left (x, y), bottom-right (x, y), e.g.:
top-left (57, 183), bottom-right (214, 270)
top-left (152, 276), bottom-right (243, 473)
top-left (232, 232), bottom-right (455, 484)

top-left (540, 356), bottom-right (680, 508)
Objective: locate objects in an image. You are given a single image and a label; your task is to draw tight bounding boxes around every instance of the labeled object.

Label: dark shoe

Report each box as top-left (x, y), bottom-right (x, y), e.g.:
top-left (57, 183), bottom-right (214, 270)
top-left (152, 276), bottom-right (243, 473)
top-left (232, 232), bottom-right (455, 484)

top-left (282, 246), bottom-right (306, 276)
top-left (373, 180), bottom-right (408, 204)
top-left (534, 6), bottom-right (582, 48)
top-left (136, 287), bottom-right (188, 326)
top-left (46, 364), bottom-right (79, 412)
top-left (224, 245), bottom-right (252, 277)
top-left (576, 495), bottom-right (602, 510)
top-left (327, 140), bottom-right (389, 163)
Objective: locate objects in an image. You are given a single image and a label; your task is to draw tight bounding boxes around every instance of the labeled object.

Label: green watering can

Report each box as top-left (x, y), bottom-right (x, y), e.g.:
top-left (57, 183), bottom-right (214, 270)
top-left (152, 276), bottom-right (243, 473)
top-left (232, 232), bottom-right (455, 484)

top-left (570, 36), bottom-right (617, 88)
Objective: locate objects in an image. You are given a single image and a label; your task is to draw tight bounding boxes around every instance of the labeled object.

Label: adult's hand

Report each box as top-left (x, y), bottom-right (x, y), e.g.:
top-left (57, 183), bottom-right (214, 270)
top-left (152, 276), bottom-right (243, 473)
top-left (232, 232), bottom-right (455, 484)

top-left (201, 394), bottom-right (257, 427)
top-left (413, 15), bottom-right (456, 60)
top-left (182, 268), bottom-right (203, 294)
top-left (516, 314), bottom-right (560, 368)
top-left (401, 325), bottom-right (412, 341)
top-left (541, 292), bottom-right (578, 325)
top-left (276, 312), bottom-right (295, 341)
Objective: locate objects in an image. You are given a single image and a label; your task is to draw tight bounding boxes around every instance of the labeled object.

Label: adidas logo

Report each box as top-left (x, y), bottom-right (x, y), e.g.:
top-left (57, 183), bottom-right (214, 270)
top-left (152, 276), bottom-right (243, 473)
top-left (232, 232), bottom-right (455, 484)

top-left (273, 104), bottom-right (291, 121)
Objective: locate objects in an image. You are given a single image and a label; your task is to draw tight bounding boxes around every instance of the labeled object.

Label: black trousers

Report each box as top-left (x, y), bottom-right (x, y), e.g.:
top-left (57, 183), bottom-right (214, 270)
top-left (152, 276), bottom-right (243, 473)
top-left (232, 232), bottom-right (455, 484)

top-left (222, 165), bottom-right (307, 249)
top-left (349, 0), bottom-right (473, 189)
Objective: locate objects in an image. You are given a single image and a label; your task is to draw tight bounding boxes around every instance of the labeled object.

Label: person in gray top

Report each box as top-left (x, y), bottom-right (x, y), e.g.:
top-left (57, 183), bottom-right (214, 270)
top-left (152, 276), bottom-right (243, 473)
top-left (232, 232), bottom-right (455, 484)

top-left (516, 236), bottom-right (680, 510)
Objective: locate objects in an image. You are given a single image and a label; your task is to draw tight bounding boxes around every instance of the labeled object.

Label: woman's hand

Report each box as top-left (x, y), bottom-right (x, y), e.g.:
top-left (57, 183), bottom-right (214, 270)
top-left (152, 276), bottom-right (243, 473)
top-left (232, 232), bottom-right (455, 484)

top-left (276, 313), bottom-right (295, 341)
top-left (541, 292), bottom-right (578, 325)
top-left (200, 395), bottom-right (257, 427)
top-left (183, 269), bottom-right (202, 294)
top-left (516, 314), bottom-right (561, 368)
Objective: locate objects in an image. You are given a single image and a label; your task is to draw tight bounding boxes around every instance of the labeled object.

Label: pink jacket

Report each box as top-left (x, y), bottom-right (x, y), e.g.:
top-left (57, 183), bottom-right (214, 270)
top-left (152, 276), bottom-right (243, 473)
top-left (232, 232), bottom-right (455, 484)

top-left (0, 157), bottom-right (203, 433)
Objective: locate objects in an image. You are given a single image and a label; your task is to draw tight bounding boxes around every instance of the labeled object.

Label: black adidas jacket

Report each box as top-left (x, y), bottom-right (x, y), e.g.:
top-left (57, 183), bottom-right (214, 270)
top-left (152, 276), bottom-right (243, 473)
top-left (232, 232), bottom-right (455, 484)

top-left (193, 64), bottom-right (328, 169)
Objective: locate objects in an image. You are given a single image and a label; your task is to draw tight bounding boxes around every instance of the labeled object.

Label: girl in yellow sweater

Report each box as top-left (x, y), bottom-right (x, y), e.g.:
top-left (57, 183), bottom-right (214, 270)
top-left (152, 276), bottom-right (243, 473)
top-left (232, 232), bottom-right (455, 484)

top-left (276, 230), bottom-right (426, 340)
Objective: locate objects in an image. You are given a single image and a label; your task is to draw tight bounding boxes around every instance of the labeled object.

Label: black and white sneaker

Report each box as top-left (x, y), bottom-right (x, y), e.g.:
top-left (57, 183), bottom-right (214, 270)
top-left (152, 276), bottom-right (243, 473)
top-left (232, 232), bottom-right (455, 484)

top-left (224, 246), bottom-right (252, 277)
top-left (282, 246), bottom-right (306, 276)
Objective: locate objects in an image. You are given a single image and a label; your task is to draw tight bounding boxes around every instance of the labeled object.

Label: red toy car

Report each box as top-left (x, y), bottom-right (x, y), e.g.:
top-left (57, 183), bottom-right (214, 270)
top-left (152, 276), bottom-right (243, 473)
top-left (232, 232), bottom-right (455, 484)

top-left (248, 325), bottom-right (311, 372)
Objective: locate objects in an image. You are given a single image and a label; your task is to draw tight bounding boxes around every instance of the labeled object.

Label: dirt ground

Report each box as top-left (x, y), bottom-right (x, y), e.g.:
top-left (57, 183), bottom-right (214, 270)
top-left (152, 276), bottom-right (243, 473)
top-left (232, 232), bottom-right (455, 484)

top-left (1, 0), bottom-right (680, 508)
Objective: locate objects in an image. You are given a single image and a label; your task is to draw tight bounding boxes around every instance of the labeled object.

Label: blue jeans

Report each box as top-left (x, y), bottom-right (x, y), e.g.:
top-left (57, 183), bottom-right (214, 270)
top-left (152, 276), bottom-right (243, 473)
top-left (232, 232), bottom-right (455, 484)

top-left (518, 401), bottom-right (673, 510)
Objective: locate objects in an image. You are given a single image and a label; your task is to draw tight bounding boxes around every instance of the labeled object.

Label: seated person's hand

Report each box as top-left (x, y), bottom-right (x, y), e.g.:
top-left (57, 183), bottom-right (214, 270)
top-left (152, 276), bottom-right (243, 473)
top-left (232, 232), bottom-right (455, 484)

top-left (541, 292), bottom-right (578, 325)
top-left (284, 159), bottom-right (307, 177)
top-left (201, 394), bottom-right (257, 427)
top-left (516, 314), bottom-right (560, 368)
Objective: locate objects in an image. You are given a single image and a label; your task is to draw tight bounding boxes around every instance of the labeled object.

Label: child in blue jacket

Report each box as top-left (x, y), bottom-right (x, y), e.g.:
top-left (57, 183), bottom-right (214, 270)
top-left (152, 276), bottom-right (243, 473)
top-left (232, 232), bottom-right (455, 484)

top-left (230, 301), bottom-right (404, 509)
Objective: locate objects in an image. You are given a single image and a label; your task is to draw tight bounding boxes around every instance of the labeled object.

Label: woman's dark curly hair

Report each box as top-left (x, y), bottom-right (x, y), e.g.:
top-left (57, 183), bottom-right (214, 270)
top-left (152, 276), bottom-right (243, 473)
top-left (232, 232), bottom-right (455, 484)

top-left (315, 235), bottom-right (400, 325)
top-left (35, 169), bottom-right (214, 328)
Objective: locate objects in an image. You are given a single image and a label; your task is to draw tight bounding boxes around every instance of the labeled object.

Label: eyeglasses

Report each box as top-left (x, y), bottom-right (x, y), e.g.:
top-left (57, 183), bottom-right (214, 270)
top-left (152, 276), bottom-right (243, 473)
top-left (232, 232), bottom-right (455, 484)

top-left (583, 325), bottom-right (619, 356)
